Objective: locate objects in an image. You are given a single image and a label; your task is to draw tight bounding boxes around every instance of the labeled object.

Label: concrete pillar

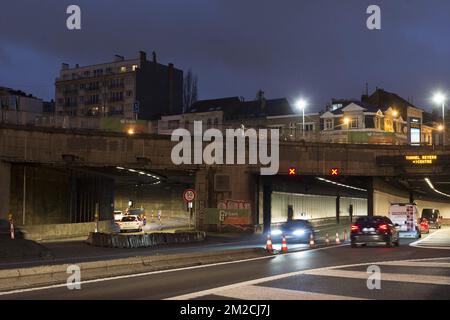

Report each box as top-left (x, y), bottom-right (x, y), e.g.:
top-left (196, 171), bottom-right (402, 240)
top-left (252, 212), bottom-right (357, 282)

top-left (0, 162), bottom-right (11, 220)
top-left (263, 185), bottom-right (272, 233)
top-left (367, 177), bottom-right (374, 217)
top-left (336, 195), bottom-right (340, 224)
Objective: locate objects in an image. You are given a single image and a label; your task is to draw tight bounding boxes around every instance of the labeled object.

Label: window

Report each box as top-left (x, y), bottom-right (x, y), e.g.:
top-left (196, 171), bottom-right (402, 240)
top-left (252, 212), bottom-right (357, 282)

top-left (126, 90), bottom-right (133, 97)
top-left (350, 117), bottom-right (359, 129)
top-left (93, 69), bottom-right (103, 77)
top-left (132, 65), bottom-right (138, 71)
top-left (304, 124), bottom-right (314, 132)
top-left (325, 119), bottom-right (333, 130)
top-left (83, 71), bottom-right (90, 77)
top-left (120, 66), bottom-right (127, 72)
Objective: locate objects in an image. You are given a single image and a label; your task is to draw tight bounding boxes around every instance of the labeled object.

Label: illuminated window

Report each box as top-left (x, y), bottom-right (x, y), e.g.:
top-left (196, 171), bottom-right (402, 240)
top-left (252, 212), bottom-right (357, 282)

top-left (350, 117), bottom-right (358, 129)
top-left (132, 65), bottom-right (138, 71)
top-left (120, 66), bottom-right (127, 72)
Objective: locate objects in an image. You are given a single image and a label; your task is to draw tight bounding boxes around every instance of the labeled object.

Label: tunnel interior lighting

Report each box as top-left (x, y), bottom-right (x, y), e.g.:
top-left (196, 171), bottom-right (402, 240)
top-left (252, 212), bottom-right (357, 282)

top-left (116, 166), bottom-right (125, 170)
top-left (424, 178), bottom-right (450, 198)
top-left (316, 177), bottom-right (367, 192)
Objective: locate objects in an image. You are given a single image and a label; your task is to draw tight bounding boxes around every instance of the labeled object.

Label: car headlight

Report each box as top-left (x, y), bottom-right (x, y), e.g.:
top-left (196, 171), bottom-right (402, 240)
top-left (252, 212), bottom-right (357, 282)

top-left (270, 229), bottom-right (282, 236)
top-left (293, 229), bottom-right (305, 236)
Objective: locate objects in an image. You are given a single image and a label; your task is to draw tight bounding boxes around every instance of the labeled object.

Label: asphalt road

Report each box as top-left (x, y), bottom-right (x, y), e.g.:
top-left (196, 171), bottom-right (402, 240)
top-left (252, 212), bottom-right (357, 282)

top-left (1, 228), bottom-right (449, 300)
top-left (0, 224), bottom-right (346, 270)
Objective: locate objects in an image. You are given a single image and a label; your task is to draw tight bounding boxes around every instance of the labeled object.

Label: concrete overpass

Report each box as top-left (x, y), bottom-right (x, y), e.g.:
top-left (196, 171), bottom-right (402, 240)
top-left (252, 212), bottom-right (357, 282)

top-left (1, 124), bottom-right (450, 233)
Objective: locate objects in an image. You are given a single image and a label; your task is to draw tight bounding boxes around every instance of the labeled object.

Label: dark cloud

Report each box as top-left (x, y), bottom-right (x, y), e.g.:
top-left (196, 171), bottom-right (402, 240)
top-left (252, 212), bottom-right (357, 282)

top-left (1, 0), bottom-right (450, 111)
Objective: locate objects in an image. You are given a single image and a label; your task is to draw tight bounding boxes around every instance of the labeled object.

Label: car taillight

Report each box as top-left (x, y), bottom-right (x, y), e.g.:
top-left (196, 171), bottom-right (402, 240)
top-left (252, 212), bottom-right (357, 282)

top-left (351, 224), bottom-right (359, 233)
top-left (378, 224), bottom-right (388, 231)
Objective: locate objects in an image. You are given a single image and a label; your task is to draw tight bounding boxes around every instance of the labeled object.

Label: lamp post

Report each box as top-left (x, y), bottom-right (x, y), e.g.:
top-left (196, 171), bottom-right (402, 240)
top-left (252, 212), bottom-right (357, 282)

top-left (433, 92), bottom-right (447, 147)
top-left (295, 99), bottom-right (307, 138)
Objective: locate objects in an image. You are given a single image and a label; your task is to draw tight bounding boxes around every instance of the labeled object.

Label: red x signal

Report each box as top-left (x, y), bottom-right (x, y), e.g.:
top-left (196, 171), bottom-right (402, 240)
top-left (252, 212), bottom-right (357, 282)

top-left (330, 168), bottom-right (340, 176)
top-left (288, 167), bottom-right (297, 176)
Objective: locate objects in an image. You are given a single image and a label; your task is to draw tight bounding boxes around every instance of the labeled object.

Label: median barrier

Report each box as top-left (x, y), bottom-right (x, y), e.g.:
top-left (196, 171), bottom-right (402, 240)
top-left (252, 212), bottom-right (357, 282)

top-left (86, 231), bottom-right (206, 248)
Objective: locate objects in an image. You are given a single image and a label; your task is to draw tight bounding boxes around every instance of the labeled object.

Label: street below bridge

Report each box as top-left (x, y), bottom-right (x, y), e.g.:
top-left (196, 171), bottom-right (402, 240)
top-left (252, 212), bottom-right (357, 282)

top-left (1, 228), bottom-right (449, 300)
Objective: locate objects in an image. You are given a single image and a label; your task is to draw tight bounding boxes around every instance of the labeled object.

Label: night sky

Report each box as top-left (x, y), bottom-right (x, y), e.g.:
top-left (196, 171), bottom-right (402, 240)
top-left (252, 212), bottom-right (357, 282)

top-left (1, 0), bottom-right (450, 112)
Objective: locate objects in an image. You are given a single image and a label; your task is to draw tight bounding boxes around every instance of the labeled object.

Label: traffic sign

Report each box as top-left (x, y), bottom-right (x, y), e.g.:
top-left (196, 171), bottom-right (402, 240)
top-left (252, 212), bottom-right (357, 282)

top-left (183, 189), bottom-right (196, 202)
top-left (330, 168), bottom-right (340, 176)
top-left (133, 102), bottom-right (140, 113)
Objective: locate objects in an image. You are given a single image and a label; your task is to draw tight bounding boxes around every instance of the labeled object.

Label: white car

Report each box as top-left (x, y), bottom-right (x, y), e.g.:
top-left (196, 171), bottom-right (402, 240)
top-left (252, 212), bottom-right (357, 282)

top-left (113, 210), bottom-right (124, 222)
top-left (116, 215), bottom-right (143, 232)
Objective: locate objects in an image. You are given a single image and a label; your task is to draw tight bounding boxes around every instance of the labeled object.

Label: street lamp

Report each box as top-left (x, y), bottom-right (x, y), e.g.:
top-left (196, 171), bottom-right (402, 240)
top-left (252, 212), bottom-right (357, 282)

top-left (433, 92), bottom-right (447, 147)
top-left (295, 99), bottom-right (307, 138)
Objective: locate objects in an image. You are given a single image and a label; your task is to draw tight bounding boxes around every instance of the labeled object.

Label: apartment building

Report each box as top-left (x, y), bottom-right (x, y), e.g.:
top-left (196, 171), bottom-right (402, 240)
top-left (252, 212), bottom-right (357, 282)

top-left (55, 51), bottom-right (183, 119)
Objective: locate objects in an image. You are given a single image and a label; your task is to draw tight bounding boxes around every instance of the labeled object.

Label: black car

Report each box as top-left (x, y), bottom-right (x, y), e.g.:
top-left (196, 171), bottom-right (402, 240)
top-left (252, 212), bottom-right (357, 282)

top-left (269, 219), bottom-right (315, 241)
top-left (350, 216), bottom-right (399, 248)
top-left (421, 209), bottom-right (442, 229)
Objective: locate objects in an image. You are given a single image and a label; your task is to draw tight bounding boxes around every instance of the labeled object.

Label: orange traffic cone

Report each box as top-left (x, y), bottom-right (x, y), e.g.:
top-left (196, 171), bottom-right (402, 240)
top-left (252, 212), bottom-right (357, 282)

top-left (335, 232), bottom-right (341, 244)
top-left (343, 229), bottom-right (348, 242)
top-left (325, 233), bottom-right (330, 246)
top-left (266, 234), bottom-right (273, 253)
top-left (309, 233), bottom-right (315, 247)
top-left (281, 235), bottom-right (288, 253)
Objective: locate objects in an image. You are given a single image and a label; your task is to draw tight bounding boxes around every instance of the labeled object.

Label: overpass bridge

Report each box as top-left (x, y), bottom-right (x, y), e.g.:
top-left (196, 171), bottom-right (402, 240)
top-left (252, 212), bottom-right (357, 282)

top-left (1, 124), bottom-right (449, 234)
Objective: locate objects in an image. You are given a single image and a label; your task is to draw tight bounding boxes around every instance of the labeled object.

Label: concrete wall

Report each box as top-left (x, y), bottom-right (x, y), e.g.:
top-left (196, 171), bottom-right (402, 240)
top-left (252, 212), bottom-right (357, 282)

top-left (0, 161), bottom-right (11, 220)
top-left (9, 165), bottom-right (114, 226)
top-left (20, 220), bottom-right (113, 241)
top-left (114, 184), bottom-right (188, 218)
top-left (271, 192), bottom-right (367, 223)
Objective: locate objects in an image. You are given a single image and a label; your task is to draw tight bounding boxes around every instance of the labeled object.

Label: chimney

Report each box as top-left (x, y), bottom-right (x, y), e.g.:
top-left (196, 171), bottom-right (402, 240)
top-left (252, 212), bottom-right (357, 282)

top-left (168, 63), bottom-right (174, 114)
top-left (257, 90), bottom-right (266, 109)
top-left (139, 51), bottom-right (147, 63)
top-left (61, 63), bottom-right (69, 70)
top-left (75, 63), bottom-right (80, 68)
top-left (114, 54), bottom-right (124, 62)
top-left (152, 51), bottom-right (157, 63)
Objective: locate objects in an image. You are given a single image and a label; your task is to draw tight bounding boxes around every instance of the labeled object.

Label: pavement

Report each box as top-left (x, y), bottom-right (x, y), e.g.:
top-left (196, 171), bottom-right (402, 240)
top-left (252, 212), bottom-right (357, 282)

top-left (0, 227), bottom-right (449, 300)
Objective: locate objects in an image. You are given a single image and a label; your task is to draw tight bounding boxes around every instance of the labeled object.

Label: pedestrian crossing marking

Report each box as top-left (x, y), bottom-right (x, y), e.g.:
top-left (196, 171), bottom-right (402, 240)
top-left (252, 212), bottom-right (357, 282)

top-left (377, 261), bottom-right (450, 268)
top-left (213, 285), bottom-right (367, 300)
top-left (303, 269), bottom-right (450, 285)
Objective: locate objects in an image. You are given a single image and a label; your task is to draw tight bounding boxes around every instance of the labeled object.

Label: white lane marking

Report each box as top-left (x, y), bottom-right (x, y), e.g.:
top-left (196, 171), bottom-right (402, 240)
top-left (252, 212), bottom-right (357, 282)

top-left (378, 261), bottom-right (450, 268)
top-left (166, 256), bottom-right (450, 300)
top-left (213, 285), bottom-right (367, 300)
top-left (410, 228), bottom-right (450, 250)
top-left (304, 269), bottom-right (450, 286)
top-left (0, 244), bottom-right (347, 296)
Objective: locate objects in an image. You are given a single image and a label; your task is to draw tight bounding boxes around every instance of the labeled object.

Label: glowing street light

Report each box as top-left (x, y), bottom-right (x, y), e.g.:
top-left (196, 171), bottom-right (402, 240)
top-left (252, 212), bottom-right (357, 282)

top-left (343, 117), bottom-right (350, 125)
top-left (127, 128), bottom-right (135, 135)
top-left (392, 110), bottom-right (398, 117)
top-left (438, 124), bottom-right (444, 132)
top-left (433, 92), bottom-right (447, 147)
top-left (295, 99), bottom-right (308, 138)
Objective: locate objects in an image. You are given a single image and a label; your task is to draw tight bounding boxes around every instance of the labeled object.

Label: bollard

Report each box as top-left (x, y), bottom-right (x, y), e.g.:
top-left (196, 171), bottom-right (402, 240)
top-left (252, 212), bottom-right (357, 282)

top-left (309, 233), bottom-right (315, 247)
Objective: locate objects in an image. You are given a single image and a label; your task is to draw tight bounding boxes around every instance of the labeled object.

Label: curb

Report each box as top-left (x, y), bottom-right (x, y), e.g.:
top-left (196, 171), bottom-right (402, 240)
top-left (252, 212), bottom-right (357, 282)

top-left (0, 248), bottom-right (270, 293)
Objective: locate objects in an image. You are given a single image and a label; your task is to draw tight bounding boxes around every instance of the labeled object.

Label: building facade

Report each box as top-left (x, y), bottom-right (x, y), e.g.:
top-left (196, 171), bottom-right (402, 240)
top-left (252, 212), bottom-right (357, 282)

top-left (55, 51), bottom-right (183, 120)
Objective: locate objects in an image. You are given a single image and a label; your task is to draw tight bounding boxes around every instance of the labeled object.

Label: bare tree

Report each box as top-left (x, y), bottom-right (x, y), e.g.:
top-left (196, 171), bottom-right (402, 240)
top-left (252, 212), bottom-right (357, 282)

top-left (183, 69), bottom-right (198, 112)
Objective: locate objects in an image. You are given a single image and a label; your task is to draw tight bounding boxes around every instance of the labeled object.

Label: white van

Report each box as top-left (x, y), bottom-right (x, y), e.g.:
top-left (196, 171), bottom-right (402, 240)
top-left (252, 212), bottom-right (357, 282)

top-left (388, 203), bottom-right (421, 239)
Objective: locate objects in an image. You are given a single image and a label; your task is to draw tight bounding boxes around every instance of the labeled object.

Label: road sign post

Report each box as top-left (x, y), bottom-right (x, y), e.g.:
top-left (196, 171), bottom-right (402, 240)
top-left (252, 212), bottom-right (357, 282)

top-left (183, 189), bottom-right (196, 229)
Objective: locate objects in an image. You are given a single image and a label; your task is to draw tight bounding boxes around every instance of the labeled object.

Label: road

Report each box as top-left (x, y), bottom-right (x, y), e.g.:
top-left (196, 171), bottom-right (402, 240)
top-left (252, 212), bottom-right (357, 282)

top-left (1, 228), bottom-right (449, 300)
top-left (0, 223), bottom-right (346, 270)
